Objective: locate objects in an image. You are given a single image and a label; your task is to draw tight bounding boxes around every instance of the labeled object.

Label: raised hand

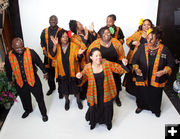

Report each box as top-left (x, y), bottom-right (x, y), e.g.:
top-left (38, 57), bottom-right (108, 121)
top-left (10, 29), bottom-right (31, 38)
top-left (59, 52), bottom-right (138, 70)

top-left (50, 36), bottom-right (58, 46)
top-left (122, 58), bottom-right (128, 66)
top-left (89, 22), bottom-right (94, 32)
top-left (78, 48), bottom-right (86, 55)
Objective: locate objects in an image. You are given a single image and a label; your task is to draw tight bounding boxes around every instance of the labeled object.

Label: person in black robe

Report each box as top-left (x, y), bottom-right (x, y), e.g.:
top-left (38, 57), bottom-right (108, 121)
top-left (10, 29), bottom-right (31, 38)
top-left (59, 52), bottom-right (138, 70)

top-left (132, 27), bottom-right (175, 117)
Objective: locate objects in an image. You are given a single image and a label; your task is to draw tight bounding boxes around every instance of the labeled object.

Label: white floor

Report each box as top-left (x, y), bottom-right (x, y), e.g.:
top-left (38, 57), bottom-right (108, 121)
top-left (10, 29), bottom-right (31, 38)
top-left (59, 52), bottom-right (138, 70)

top-left (0, 75), bottom-right (180, 139)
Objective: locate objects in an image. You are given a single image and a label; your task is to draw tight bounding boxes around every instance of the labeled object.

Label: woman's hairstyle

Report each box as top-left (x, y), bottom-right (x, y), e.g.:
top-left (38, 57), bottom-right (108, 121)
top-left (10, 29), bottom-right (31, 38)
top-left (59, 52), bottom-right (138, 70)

top-left (138, 19), bottom-right (154, 31)
top-left (99, 26), bottom-right (111, 38)
top-left (69, 20), bottom-right (77, 34)
top-left (107, 14), bottom-right (116, 21)
top-left (150, 26), bottom-right (163, 41)
top-left (57, 29), bottom-right (70, 44)
top-left (89, 47), bottom-right (101, 63)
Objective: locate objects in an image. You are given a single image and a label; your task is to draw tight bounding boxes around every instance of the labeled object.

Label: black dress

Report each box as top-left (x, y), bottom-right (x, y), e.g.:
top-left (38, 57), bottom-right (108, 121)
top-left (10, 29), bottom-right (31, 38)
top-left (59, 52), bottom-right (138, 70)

top-left (123, 37), bottom-right (147, 96)
top-left (58, 45), bottom-right (79, 95)
top-left (100, 44), bottom-right (122, 92)
top-left (136, 48), bottom-right (163, 114)
top-left (85, 71), bottom-right (113, 127)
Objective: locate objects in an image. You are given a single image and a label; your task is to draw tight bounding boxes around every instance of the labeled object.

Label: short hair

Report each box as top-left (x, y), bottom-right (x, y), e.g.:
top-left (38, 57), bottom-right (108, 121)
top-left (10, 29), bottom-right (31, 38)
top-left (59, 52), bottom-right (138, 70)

top-left (69, 20), bottom-right (77, 34)
top-left (89, 47), bottom-right (101, 63)
top-left (57, 29), bottom-right (70, 44)
top-left (99, 26), bottom-right (110, 38)
top-left (107, 14), bottom-right (116, 21)
top-left (49, 15), bottom-right (58, 22)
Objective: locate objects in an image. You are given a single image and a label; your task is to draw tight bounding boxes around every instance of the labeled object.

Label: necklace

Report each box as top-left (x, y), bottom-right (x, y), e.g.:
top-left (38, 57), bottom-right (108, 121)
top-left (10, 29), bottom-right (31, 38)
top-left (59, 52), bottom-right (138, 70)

top-left (103, 41), bottom-right (111, 47)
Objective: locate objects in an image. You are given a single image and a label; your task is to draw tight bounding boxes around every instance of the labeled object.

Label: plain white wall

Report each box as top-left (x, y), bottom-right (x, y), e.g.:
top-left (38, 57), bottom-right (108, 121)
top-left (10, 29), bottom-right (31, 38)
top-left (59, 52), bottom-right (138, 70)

top-left (18, 0), bottom-right (159, 59)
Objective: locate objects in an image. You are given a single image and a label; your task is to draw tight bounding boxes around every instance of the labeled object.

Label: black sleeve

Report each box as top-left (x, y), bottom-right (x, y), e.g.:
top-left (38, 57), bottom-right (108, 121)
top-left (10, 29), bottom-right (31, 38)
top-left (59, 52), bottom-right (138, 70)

top-left (4, 55), bottom-right (13, 82)
top-left (132, 45), bottom-right (141, 65)
top-left (129, 41), bottom-right (135, 50)
top-left (40, 29), bottom-right (46, 48)
top-left (31, 49), bottom-right (47, 74)
top-left (118, 27), bottom-right (125, 40)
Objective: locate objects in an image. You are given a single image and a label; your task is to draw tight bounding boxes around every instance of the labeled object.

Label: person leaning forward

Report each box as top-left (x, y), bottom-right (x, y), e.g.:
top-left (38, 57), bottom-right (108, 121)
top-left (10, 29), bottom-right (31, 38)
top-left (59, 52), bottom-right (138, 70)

top-left (5, 38), bottom-right (48, 122)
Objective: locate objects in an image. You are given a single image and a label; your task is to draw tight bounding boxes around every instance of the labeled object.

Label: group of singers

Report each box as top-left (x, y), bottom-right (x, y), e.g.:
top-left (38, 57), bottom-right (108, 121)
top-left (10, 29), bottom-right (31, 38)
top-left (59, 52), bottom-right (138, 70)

top-left (4, 14), bottom-right (174, 130)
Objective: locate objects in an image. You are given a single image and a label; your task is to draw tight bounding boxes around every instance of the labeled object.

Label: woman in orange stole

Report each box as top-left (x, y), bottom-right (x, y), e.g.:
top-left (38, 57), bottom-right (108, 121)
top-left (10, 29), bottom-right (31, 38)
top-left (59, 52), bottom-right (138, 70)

top-left (132, 27), bottom-right (174, 117)
top-left (87, 26), bottom-right (127, 107)
top-left (50, 29), bottom-right (85, 111)
top-left (76, 48), bottom-right (129, 130)
top-left (123, 19), bottom-right (154, 96)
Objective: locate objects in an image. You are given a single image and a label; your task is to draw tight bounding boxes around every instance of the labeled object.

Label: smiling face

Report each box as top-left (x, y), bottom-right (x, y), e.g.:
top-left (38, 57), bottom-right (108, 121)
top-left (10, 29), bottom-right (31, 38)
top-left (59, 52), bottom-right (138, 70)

top-left (106, 17), bottom-right (114, 27)
top-left (102, 29), bottom-right (111, 42)
top-left (60, 32), bottom-right (69, 45)
top-left (12, 38), bottom-right (25, 54)
top-left (142, 20), bottom-right (151, 32)
top-left (147, 33), bottom-right (157, 47)
top-left (90, 50), bottom-right (102, 65)
top-left (49, 16), bottom-right (58, 28)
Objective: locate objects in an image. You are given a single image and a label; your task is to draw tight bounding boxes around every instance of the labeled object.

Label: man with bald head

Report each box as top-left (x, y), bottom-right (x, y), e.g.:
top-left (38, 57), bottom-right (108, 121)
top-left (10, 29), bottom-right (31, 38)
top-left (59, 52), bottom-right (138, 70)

top-left (5, 38), bottom-right (48, 122)
top-left (40, 15), bottom-right (62, 98)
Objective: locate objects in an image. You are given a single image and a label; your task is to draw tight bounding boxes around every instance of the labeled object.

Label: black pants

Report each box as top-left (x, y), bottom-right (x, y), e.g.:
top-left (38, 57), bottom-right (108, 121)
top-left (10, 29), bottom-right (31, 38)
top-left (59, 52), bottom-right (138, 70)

top-left (46, 67), bottom-right (56, 91)
top-left (15, 75), bottom-right (47, 116)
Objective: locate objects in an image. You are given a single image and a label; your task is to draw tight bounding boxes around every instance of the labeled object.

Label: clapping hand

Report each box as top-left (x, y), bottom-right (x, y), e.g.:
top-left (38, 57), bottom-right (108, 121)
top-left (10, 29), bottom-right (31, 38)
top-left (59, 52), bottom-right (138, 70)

top-left (135, 69), bottom-right (143, 76)
top-left (78, 48), bottom-right (86, 55)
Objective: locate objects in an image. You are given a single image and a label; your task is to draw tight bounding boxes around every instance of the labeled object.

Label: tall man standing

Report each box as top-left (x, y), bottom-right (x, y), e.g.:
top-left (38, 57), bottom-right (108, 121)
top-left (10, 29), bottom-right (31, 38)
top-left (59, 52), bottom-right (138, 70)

top-left (5, 38), bottom-right (48, 122)
top-left (40, 15), bottom-right (62, 97)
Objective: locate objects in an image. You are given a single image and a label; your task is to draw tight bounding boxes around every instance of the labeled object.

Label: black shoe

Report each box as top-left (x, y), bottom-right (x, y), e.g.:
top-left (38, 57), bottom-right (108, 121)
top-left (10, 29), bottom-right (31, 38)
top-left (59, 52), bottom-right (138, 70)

top-left (46, 90), bottom-right (54, 96)
top-left (155, 112), bottom-right (161, 117)
top-left (22, 111), bottom-right (31, 119)
top-left (115, 97), bottom-right (121, 107)
top-left (77, 101), bottom-right (83, 109)
top-left (59, 93), bottom-right (63, 99)
top-left (65, 100), bottom-right (70, 111)
top-left (42, 115), bottom-right (48, 122)
top-left (135, 108), bottom-right (143, 114)
top-left (107, 123), bottom-right (112, 130)
top-left (90, 124), bottom-right (96, 130)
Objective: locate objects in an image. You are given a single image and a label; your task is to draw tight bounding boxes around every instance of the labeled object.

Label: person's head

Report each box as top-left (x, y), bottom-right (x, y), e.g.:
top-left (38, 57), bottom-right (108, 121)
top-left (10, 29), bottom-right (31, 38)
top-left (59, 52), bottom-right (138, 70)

top-left (69, 20), bottom-right (83, 34)
top-left (89, 48), bottom-right (102, 64)
top-left (58, 29), bottom-right (70, 45)
top-left (147, 27), bottom-right (163, 47)
top-left (138, 19), bottom-right (154, 32)
top-left (49, 15), bottom-right (58, 28)
top-left (12, 37), bottom-right (24, 54)
top-left (99, 26), bottom-right (111, 42)
top-left (106, 14), bottom-right (116, 27)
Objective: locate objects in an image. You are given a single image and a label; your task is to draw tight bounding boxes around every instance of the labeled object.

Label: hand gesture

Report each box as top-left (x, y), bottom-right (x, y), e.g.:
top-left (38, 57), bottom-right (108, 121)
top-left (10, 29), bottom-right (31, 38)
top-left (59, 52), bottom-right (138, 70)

top-left (78, 48), bottom-right (86, 55)
top-left (89, 22), bottom-right (94, 32)
top-left (50, 36), bottom-right (58, 46)
top-left (76, 72), bottom-right (82, 79)
top-left (135, 68), bottom-right (143, 76)
top-left (132, 41), bottom-right (140, 46)
top-left (122, 58), bottom-right (128, 66)
top-left (155, 70), bottom-right (166, 77)
top-left (43, 73), bottom-right (48, 80)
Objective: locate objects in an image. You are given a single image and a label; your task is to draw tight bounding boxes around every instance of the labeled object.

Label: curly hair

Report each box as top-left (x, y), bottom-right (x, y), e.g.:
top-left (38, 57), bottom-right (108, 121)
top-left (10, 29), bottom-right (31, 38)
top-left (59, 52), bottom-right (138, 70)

top-left (107, 14), bottom-right (116, 21)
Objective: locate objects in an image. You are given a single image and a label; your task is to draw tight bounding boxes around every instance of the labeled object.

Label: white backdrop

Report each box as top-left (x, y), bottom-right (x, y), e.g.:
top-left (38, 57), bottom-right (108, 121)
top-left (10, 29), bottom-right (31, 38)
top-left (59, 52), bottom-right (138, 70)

top-left (18, 0), bottom-right (159, 59)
